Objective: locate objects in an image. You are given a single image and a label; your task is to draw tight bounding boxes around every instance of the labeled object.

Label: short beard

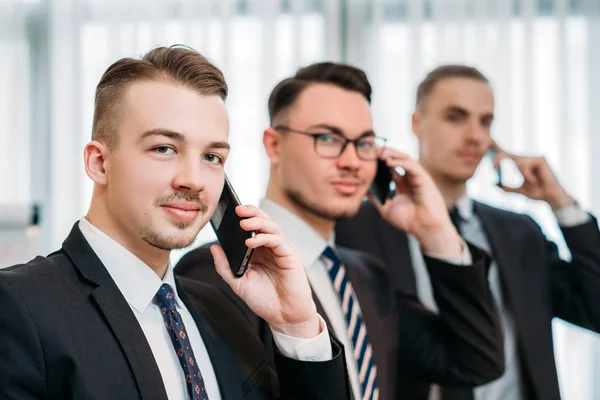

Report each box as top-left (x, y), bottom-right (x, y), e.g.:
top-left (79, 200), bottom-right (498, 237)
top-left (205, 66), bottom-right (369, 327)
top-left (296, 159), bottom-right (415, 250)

top-left (139, 220), bottom-right (198, 251)
top-left (285, 188), bottom-right (357, 221)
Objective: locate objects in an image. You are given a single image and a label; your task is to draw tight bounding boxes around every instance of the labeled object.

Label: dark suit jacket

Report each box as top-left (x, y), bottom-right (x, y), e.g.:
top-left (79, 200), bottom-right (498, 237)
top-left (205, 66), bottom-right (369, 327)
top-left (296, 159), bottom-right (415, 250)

top-left (335, 201), bottom-right (600, 400)
top-left (0, 224), bottom-right (350, 400)
top-left (175, 242), bottom-right (505, 400)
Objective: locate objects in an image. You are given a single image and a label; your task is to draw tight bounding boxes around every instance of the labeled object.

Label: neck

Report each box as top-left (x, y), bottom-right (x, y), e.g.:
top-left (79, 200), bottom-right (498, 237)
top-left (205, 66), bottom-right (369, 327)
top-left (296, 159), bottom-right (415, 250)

top-left (427, 169), bottom-right (468, 208)
top-left (86, 194), bottom-right (170, 278)
top-left (265, 183), bottom-right (334, 241)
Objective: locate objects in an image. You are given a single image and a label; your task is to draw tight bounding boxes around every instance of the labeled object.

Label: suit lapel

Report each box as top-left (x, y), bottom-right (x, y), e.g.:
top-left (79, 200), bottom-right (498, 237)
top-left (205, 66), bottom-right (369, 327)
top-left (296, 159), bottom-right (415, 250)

top-left (473, 202), bottom-right (524, 315)
top-left (93, 284), bottom-right (168, 400)
top-left (62, 223), bottom-right (168, 400)
top-left (374, 214), bottom-right (417, 295)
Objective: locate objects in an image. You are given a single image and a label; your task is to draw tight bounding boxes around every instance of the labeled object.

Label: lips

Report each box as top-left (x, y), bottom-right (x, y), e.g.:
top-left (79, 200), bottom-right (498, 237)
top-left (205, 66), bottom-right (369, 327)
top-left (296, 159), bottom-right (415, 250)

top-left (161, 203), bottom-right (202, 222)
top-left (457, 151), bottom-right (482, 162)
top-left (330, 180), bottom-right (361, 195)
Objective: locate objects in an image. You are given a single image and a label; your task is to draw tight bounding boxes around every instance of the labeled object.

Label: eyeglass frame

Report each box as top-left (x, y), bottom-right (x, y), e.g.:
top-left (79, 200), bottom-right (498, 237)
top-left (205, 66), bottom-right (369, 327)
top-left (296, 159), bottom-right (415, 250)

top-left (272, 125), bottom-right (387, 161)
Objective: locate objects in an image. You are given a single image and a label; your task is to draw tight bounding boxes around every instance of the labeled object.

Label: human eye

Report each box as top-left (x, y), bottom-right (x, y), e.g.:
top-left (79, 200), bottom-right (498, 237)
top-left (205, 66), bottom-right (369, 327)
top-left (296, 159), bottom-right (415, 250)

top-left (357, 138), bottom-right (376, 149)
top-left (316, 133), bottom-right (343, 145)
top-left (153, 146), bottom-right (176, 155)
top-left (203, 153), bottom-right (225, 165)
top-left (447, 113), bottom-right (464, 123)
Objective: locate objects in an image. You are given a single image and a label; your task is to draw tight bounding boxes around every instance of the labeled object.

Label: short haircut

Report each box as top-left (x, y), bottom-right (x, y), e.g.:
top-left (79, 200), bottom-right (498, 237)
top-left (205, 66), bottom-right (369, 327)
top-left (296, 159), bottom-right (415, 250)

top-left (268, 62), bottom-right (372, 124)
top-left (416, 65), bottom-right (489, 110)
top-left (92, 45), bottom-right (228, 148)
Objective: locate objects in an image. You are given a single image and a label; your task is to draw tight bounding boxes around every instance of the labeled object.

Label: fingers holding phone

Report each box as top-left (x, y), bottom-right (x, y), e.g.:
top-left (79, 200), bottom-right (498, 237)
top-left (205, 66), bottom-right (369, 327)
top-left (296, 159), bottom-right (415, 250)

top-left (212, 203), bottom-right (320, 338)
top-left (367, 149), bottom-right (462, 257)
top-left (209, 176), bottom-right (319, 338)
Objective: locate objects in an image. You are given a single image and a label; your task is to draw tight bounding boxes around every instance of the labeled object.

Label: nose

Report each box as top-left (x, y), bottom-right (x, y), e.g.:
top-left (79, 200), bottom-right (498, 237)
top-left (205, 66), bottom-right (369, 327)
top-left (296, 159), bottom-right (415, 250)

top-left (336, 142), bottom-right (361, 170)
top-left (172, 154), bottom-right (205, 194)
top-left (464, 119), bottom-right (487, 144)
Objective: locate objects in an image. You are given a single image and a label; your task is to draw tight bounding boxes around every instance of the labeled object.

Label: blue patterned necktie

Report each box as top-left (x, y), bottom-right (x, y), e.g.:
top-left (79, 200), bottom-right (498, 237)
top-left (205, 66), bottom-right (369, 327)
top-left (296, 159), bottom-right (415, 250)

top-left (155, 284), bottom-right (209, 400)
top-left (320, 246), bottom-right (379, 400)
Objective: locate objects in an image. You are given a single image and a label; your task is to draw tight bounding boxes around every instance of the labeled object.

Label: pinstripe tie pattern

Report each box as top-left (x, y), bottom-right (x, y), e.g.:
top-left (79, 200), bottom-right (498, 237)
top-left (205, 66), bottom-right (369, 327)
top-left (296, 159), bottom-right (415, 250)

top-left (155, 284), bottom-right (209, 400)
top-left (321, 246), bottom-right (379, 400)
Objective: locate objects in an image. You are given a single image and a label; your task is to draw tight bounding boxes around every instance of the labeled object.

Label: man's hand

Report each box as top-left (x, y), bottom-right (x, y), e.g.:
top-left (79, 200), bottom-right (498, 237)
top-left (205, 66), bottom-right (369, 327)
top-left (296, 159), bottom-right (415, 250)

top-left (369, 149), bottom-right (463, 258)
top-left (211, 205), bottom-right (320, 339)
top-left (491, 142), bottom-right (575, 210)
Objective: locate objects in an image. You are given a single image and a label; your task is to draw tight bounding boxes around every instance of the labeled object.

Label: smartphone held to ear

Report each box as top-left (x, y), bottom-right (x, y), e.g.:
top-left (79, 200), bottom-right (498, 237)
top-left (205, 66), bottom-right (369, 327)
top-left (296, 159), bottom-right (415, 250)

top-left (369, 159), bottom-right (394, 204)
top-left (488, 148), bottom-right (523, 188)
top-left (210, 175), bottom-right (256, 278)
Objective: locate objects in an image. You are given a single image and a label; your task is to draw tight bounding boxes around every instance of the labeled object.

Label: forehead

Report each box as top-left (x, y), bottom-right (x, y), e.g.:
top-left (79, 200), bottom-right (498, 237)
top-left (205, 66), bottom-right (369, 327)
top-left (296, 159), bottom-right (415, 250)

top-left (427, 77), bottom-right (494, 114)
top-left (288, 83), bottom-right (373, 137)
top-left (119, 80), bottom-right (229, 143)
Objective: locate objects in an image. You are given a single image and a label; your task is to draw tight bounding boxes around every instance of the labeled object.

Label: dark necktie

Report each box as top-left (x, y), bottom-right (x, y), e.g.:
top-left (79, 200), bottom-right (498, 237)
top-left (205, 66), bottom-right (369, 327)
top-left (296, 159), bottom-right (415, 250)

top-left (155, 283), bottom-right (209, 400)
top-left (320, 246), bottom-right (379, 400)
top-left (442, 209), bottom-right (474, 400)
top-left (449, 207), bottom-right (462, 235)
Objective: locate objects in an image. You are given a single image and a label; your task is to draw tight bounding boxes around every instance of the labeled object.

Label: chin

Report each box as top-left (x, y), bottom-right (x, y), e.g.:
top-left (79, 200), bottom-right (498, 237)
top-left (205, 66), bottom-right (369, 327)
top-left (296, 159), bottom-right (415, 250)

top-left (140, 221), bottom-right (203, 251)
top-left (330, 199), bottom-right (363, 220)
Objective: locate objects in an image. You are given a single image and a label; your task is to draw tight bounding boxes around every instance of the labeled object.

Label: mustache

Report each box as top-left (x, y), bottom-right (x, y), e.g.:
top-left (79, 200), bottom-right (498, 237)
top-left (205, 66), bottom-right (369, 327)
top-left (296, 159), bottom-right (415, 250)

top-left (156, 192), bottom-right (209, 213)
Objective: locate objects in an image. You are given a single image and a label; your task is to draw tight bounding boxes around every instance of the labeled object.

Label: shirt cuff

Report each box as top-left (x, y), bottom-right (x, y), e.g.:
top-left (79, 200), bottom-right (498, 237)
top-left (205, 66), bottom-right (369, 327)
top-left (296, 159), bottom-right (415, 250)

top-left (554, 203), bottom-right (591, 227)
top-left (270, 314), bottom-right (333, 361)
top-left (423, 238), bottom-right (472, 265)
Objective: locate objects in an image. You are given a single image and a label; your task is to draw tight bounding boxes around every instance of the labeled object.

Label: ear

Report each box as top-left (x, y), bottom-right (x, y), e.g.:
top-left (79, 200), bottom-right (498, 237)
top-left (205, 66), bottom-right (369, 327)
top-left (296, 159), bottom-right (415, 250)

top-left (411, 111), bottom-right (422, 139)
top-left (84, 141), bottom-right (109, 185)
top-left (263, 127), bottom-right (282, 164)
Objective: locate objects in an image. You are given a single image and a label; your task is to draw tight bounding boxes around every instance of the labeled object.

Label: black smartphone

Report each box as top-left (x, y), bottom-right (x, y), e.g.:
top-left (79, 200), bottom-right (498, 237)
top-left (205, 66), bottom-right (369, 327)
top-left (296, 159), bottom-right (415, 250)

top-left (488, 148), bottom-right (502, 184)
top-left (210, 175), bottom-right (256, 278)
top-left (369, 159), bottom-right (394, 204)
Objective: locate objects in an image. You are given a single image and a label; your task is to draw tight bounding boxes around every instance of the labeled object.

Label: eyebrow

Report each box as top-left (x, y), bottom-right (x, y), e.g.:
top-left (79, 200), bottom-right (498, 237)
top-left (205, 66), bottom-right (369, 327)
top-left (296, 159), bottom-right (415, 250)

top-left (444, 106), bottom-right (494, 121)
top-left (306, 124), bottom-right (376, 139)
top-left (139, 128), bottom-right (187, 143)
top-left (139, 129), bottom-right (230, 150)
top-left (444, 106), bottom-right (469, 116)
top-left (206, 141), bottom-right (230, 151)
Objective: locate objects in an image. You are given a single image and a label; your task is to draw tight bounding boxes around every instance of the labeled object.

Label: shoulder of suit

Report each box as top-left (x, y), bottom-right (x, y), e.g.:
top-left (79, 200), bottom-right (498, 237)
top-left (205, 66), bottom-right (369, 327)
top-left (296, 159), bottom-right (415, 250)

top-left (337, 246), bottom-right (388, 276)
top-left (0, 250), bottom-right (76, 311)
top-left (474, 201), bottom-right (541, 231)
top-left (0, 250), bottom-right (71, 282)
top-left (174, 241), bottom-right (218, 274)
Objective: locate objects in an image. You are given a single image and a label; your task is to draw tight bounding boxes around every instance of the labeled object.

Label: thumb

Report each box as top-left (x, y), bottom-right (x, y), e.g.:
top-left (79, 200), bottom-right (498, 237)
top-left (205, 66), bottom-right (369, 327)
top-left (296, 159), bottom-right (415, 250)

top-left (497, 183), bottom-right (524, 194)
top-left (211, 244), bottom-right (239, 293)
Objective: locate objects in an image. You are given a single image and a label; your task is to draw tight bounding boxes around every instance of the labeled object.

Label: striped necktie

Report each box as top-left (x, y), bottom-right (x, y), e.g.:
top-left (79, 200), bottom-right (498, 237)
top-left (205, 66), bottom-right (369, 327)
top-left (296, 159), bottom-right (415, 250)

top-left (320, 246), bottom-right (379, 400)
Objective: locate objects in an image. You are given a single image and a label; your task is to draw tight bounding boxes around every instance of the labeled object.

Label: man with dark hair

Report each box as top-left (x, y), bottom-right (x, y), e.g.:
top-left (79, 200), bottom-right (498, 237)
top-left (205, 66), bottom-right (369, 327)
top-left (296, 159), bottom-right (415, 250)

top-left (0, 47), bottom-right (351, 400)
top-left (175, 61), bottom-right (506, 400)
top-left (336, 64), bottom-right (600, 400)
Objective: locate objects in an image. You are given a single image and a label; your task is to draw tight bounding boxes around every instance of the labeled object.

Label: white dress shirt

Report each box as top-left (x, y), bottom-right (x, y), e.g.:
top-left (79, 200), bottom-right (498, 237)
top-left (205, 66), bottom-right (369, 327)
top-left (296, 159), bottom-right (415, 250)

top-left (260, 198), bottom-right (473, 400)
top-left (79, 217), bottom-right (332, 400)
top-left (410, 195), bottom-right (591, 400)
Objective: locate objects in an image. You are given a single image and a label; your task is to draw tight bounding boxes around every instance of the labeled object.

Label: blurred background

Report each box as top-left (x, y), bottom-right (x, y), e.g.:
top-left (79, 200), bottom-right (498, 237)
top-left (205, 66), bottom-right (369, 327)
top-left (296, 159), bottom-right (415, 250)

top-left (1, 0), bottom-right (599, 397)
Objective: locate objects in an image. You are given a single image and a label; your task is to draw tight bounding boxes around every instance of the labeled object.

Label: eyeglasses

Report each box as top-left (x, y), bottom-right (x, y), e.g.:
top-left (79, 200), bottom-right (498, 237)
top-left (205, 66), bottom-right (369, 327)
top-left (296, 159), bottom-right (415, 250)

top-left (273, 125), bottom-right (387, 161)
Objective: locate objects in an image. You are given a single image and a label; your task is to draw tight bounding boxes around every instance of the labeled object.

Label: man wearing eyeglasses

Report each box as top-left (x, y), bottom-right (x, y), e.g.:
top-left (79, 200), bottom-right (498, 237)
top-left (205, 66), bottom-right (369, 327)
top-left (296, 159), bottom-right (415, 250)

top-left (175, 62), bottom-right (505, 400)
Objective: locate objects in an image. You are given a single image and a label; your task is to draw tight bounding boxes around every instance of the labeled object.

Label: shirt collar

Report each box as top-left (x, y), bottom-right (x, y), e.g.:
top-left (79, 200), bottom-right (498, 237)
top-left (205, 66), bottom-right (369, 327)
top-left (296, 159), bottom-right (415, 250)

top-left (454, 193), bottom-right (474, 221)
top-left (259, 198), bottom-right (332, 269)
top-left (78, 217), bottom-right (183, 314)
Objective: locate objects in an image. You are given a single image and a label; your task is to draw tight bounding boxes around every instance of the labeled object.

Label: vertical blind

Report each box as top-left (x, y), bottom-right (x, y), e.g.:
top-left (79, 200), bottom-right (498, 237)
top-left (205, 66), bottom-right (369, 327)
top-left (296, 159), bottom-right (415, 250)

top-left (1, 0), bottom-right (599, 398)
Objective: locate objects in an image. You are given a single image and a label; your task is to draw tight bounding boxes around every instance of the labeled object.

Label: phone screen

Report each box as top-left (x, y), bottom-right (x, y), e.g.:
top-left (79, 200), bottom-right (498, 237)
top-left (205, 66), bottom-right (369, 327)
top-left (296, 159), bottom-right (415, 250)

top-left (210, 175), bottom-right (256, 277)
top-left (369, 159), bottom-right (394, 204)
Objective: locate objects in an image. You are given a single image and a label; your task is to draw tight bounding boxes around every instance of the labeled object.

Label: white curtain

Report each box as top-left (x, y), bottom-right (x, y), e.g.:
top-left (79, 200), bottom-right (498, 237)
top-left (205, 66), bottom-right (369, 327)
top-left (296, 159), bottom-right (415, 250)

top-left (2, 0), bottom-right (599, 398)
top-left (0, 1), bottom-right (30, 206)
